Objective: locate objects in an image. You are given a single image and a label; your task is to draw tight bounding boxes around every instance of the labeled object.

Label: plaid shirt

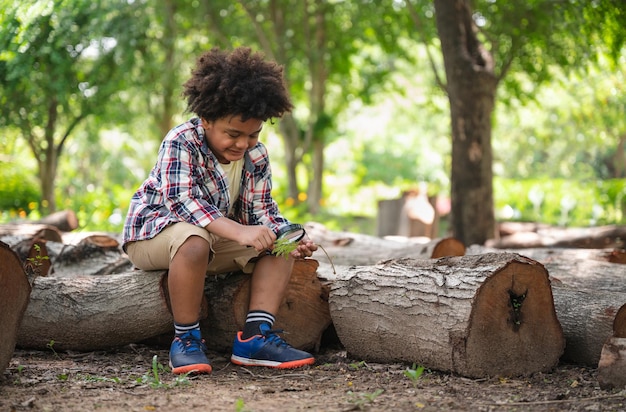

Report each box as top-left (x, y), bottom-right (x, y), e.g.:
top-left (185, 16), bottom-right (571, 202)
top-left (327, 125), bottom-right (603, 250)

top-left (122, 117), bottom-right (290, 246)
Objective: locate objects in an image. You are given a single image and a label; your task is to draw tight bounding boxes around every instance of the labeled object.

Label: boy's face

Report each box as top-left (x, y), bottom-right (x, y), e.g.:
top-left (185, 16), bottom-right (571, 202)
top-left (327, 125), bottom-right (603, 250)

top-left (202, 116), bottom-right (263, 164)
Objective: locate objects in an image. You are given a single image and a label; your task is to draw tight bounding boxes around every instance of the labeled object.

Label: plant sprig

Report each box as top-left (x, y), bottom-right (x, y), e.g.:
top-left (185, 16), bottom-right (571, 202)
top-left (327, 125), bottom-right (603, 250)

top-left (272, 237), bottom-right (336, 274)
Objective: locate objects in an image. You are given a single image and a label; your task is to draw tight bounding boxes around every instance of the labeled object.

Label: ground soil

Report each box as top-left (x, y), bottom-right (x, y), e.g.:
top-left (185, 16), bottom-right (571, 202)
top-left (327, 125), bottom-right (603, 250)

top-left (2, 341), bottom-right (625, 412)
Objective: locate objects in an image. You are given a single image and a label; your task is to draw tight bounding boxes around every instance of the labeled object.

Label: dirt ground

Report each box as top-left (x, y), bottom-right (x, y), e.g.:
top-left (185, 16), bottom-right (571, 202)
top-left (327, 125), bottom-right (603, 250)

top-left (1, 340), bottom-right (625, 412)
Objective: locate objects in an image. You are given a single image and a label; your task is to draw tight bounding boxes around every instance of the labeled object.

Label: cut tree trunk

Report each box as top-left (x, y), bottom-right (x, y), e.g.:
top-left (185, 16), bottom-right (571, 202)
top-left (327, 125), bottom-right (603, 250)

top-left (201, 259), bottom-right (331, 352)
top-left (597, 337), bottom-right (626, 390)
top-left (17, 259), bottom-right (330, 352)
top-left (305, 222), bottom-right (464, 266)
top-left (551, 287), bottom-right (626, 366)
top-left (0, 224), bottom-right (63, 243)
top-left (17, 270), bottom-right (173, 351)
top-left (35, 210), bottom-right (79, 232)
top-left (487, 225), bottom-right (626, 249)
top-left (329, 252), bottom-right (564, 378)
top-left (0, 242), bottom-right (32, 375)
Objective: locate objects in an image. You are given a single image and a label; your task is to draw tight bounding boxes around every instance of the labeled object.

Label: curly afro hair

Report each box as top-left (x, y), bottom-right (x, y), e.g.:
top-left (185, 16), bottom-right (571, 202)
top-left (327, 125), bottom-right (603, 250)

top-left (182, 47), bottom-right (293, 122)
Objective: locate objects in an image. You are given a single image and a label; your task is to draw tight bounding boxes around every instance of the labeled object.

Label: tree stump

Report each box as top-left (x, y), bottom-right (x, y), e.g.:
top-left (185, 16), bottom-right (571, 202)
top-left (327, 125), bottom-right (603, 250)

top-left (329, 252), bottom-right (565, 378)
top-left (0, 242), bottom-right (32, 375)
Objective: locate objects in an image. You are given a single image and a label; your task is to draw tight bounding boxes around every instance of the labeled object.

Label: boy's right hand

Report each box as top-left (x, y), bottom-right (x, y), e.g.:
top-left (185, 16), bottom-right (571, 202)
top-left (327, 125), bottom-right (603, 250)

top-left (238, 224), bottom-right (277, 252)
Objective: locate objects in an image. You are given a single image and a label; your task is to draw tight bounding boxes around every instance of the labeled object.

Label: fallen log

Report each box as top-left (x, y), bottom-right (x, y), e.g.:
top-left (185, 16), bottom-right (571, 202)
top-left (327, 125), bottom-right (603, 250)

top-left (201, 259), bottom-right (331, 352)
top-left (329, 252), bottom-right (565, 378)
top-left (17, 259), bottom-right (330, 352)
top-left (551, 287), bottom-right (626, 366)
top-left (0, 224), bottom-right (63, 243)
top-left (487, 224), bottom-right (626, 249)
top-left (17, 270), bottom-right (173, 351)
top-left (0, 242), bottom-right (31, 375)
top-left (35, 209), bottom-right (79, 232)
top-left (305, 222), bottom-right (464, 266)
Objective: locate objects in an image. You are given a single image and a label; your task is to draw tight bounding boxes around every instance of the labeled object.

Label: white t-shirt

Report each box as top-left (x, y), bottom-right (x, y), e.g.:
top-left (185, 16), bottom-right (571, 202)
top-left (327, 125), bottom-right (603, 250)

top-left (219, 159), bottom-right (244, 214)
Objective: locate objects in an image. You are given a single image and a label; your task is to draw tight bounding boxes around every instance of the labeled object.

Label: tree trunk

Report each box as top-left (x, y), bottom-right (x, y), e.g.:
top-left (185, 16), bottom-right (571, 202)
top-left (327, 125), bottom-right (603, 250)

top-left (17, 270), bottom-right (173, 351)
top-left (329, 252), bottom-right (564, 378)
top-left (34, 210), bottom-right (79, 232)
top-left (201, 259), bottom-right (331, 352)
top-left (551, 287), bottom-right (626, 366)
top-left (434, 0), bottom-right (497, 246)
top-left (306, 222), bottom-right (464, 266)
top-left (0, 242), bottom-right (31, 376)
top-left (16, 260), bottom-right (330, 352)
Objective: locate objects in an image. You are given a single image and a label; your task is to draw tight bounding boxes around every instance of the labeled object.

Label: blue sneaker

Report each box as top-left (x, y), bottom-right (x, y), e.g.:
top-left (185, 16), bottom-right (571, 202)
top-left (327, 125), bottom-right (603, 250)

top-left (230, 325), bottom-right (315, 369)
top-left (169, 329), bottom-right (212, 375)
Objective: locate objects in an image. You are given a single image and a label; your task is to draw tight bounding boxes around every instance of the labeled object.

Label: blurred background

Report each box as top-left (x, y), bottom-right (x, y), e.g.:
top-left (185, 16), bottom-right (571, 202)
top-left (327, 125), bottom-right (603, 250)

top-left (1, 0), bottom-right (624, 243)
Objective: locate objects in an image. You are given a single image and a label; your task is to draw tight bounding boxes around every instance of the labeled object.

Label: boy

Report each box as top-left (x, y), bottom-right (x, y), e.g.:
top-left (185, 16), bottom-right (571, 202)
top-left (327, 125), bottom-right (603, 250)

top-left (122, 47), bottom-right (317, 375)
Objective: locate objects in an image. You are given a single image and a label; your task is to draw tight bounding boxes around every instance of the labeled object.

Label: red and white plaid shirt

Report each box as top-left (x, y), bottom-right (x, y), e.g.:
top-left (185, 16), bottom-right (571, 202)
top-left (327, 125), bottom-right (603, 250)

top-left (122, 117), bottom-right (290, 247)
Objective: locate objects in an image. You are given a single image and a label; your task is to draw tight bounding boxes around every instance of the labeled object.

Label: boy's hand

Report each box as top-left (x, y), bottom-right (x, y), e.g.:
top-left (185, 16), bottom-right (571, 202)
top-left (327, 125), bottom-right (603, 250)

top-left (239, 225), bottom-right (277, 251)
top-left (290, 239), bottom-right (318, 259)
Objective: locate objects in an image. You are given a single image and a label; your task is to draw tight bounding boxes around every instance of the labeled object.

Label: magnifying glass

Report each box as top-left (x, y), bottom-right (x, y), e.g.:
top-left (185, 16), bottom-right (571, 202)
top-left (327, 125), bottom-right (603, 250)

top-left (275, 223), bottom-right (306, 243)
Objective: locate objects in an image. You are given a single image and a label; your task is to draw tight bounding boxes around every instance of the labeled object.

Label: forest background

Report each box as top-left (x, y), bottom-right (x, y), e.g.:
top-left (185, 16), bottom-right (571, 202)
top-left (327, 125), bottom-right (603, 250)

top-left (0, 0), bottom-right (624, 245)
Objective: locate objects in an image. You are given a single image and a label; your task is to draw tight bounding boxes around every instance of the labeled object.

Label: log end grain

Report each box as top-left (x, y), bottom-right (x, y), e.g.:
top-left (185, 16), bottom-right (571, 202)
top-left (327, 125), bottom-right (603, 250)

top-left (0, 242), bottom-right (32, 374)
top-left (461, 257), bottom-right (565, 377)
top-left (597, 337), bottom-right (626, 390)
top-left (431, 237), bottom-right (466, 258)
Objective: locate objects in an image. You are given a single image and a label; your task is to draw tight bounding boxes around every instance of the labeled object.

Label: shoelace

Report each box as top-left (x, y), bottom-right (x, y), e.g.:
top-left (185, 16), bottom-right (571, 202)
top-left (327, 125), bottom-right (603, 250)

top-left (176, 335), bottom-right (207, 353)
top-left (261, 329), bottom-right (291, 348)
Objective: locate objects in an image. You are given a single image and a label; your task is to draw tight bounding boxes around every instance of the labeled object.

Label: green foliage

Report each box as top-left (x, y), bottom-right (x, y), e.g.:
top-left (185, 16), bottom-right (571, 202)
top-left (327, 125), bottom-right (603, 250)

top-left (0, 161), bottom-right (39, 210)
top-left (494, 178), bottom-right (626, 227)
top-left (138, 355), bottom-right (190, 389)
top-left (403, 363), bottom-right (425, 387)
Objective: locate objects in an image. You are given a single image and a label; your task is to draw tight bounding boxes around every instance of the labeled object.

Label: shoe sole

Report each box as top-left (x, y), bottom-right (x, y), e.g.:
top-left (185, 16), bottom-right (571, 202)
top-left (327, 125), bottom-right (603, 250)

top-left (230, 355), bottom-right (314, 369)
top-left (170, 362), bottom-right (213, 375)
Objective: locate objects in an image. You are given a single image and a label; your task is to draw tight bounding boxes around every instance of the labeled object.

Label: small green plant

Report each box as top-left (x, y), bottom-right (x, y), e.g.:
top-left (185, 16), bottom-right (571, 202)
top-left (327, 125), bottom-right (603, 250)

top-left (347, 389), bottom-right (384, 409)
top-left (46, 339), bottom-right (61, 359)
top-left (403, 363), bottom-right (425, 387)
top-left (25, 244), bottom-right (50, 277)
top-left (273, 237), bottom-right (299, 258)
top-left (349, 360), bottom-right (367, 370)
top-left (138, 355), bottom-right (190, 389)
top-left (79, 374), bottom-right (121, 383)
top-left (234, 398), bottom-right (250, 412)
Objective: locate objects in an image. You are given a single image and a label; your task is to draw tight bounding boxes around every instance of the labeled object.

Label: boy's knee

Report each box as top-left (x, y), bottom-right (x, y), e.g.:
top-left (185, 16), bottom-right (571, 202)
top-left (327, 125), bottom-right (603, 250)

top-left (175, 236), bottom-right (210, 262)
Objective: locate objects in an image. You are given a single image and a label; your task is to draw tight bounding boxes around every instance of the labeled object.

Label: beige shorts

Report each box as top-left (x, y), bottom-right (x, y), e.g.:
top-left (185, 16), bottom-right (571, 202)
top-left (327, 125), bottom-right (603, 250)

top-left (125, 222), bottom-right (262, 275)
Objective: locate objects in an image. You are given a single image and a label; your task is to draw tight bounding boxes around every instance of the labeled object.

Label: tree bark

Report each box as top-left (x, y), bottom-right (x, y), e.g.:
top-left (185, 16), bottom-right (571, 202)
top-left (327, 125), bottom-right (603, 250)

top-left (306, 222), bottom-right (465, 266)
top-left (34, 210), bottom-right (79, 232)
top-left (434, 0), bottom-right (497, 246)
top-left (16, 260), bottom-right (330, 352)
top-left (551, 287), bottom-right (626, 366)
top-left (17, 270), bottom-right (173, 351)
top-left (329, 252), bottom-right (564, 378)
top-left (202, 259), bottom-right (331, 352)
top-left (487, 225), bottom-right (626, 249)
top-left (0, 242), bottom-right (31, 376)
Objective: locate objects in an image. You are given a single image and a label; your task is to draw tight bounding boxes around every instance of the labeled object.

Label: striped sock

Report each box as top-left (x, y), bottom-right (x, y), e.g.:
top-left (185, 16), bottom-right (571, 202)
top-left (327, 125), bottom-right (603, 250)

top-left (241, 310), bottom-right (275, 339)
top-left (174, 321), bottom-right (200, 337)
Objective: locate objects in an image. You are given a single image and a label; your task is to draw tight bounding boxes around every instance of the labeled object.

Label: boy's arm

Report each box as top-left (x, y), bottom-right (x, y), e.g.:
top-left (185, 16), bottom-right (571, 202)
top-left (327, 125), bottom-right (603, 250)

top-left (205, 217), bottom-right (276, 252)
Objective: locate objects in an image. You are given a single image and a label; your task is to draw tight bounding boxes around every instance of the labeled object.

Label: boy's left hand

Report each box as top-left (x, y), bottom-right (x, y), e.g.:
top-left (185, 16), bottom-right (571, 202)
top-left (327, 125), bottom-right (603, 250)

top-left (290, 239), bottom-right (318, 259)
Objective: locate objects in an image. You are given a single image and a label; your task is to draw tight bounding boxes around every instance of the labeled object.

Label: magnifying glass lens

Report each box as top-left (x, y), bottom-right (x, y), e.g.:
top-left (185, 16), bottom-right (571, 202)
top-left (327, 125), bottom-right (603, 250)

top-left (276, 224), bottom-right (306, 242)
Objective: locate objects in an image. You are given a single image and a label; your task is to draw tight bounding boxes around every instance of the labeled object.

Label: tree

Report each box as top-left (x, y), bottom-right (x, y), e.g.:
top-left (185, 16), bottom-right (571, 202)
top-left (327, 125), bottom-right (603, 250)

top-left (0, 0), bottom-right (148, 213)
top-left (199, 1), bottom-right (396, 213)
top-left (403, 0), bottom-right (626, 245)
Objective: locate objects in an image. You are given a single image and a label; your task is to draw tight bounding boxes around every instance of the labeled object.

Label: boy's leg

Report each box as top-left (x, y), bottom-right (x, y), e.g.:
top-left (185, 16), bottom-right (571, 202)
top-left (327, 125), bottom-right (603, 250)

top-left (230, 254), bottom-right (315, 369)
top-left (126, 223), bottom-right (213, 375)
